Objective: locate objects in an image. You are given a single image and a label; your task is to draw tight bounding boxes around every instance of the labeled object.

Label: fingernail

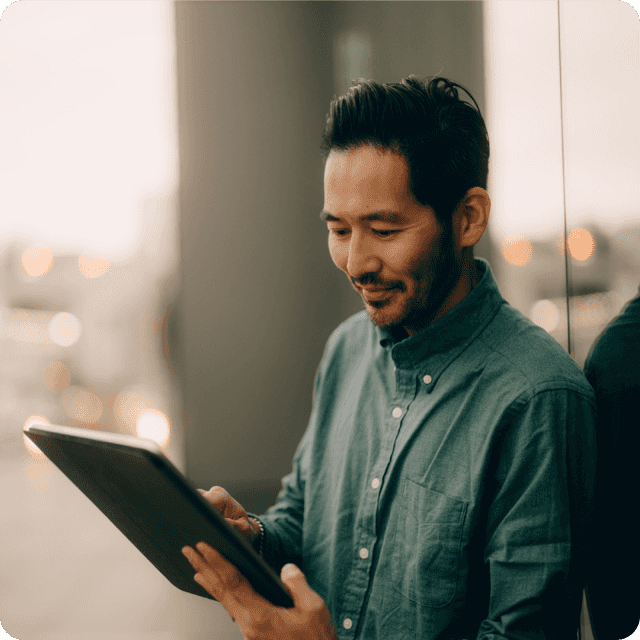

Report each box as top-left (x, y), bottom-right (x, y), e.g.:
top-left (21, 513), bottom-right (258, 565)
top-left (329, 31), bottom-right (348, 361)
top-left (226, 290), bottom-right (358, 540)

top-left (282, 563), bottom-right (297, 576)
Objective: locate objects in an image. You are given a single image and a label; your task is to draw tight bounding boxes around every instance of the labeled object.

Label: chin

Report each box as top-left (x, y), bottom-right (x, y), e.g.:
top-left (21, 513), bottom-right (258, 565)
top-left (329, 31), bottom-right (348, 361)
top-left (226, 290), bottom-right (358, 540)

top-left (365, 302), bottom-right (406, 330)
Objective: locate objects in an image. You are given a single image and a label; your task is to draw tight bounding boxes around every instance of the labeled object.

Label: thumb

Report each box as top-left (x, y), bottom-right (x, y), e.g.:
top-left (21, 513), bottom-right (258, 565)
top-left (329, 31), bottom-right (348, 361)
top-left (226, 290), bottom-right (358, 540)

top-left (281, 564), bottom-right (326, 611)
top-left (280, 563), bottom-right (309, 596)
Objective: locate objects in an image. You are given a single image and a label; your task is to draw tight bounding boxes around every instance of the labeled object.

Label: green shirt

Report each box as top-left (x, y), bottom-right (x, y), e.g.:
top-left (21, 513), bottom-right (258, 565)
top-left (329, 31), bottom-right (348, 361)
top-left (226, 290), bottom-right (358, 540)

top-left (258, 259), bottom-right (596, 639)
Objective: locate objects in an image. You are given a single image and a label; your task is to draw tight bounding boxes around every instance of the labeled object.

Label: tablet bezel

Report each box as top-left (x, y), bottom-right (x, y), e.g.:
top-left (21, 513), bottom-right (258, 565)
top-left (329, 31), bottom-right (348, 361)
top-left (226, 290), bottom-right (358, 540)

top-left (23, 422), bottom-right (294, 608)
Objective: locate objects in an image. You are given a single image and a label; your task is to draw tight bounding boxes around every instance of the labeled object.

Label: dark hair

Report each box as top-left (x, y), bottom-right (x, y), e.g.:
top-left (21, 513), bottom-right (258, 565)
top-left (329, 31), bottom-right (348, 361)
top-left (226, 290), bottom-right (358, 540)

top-left (320, 75), bottom-right (489, 230)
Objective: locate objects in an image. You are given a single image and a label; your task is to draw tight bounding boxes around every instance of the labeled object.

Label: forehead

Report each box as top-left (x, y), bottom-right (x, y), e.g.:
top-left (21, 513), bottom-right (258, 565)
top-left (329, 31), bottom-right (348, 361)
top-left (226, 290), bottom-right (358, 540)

top-left (323, 146), bottom-right (414, 212)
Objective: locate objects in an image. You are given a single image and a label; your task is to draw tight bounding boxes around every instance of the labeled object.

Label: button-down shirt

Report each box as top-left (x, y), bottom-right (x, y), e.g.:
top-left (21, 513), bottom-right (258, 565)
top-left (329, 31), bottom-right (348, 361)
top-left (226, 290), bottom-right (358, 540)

top-left (257, 259), bottom-right (596, 639)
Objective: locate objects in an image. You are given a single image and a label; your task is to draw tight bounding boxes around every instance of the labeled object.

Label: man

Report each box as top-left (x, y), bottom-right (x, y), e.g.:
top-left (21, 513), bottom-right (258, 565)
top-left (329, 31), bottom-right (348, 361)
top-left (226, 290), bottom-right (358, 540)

top-left (583, 289), bottom-right (640, 640)
top-left (182, 76), bottom-right (596, 639)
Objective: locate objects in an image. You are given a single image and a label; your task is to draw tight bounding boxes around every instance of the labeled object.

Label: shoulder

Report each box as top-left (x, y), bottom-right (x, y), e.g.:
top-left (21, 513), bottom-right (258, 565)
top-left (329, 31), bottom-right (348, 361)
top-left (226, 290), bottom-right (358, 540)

top-left (323, 310), bottom-right (375, 358)
top-left (311, 311), bottom-right (375, 381)
top-left (476, 302), bottom-right (594, 403)
top-left (310, 311), bottom-right (378, 401)
top-left (584, 294), bottom-right (640, 392)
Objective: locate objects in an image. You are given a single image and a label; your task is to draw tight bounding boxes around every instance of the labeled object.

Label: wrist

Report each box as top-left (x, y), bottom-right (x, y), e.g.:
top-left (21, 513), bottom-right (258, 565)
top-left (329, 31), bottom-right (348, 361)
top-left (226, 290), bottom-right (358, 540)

top-left (248, 516), bottom-right (265, 556)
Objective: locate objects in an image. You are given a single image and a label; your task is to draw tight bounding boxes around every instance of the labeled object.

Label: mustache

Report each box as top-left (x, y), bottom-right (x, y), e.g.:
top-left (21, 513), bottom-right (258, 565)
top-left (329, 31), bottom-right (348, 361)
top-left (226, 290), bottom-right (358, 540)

top-left (351, 275), bottom-right (404, 291)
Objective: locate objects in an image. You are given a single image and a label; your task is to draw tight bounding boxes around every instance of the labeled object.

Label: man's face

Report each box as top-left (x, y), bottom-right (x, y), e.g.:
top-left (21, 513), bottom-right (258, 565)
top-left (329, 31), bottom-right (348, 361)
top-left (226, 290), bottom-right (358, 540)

top-left (323, 145), bottom-right (462, 336)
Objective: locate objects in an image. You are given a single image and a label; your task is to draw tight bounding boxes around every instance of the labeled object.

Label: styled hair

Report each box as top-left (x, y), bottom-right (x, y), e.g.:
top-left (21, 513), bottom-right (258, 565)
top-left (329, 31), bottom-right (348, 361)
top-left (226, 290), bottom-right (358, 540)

top-left (320, 75), bottom-right (489, 230)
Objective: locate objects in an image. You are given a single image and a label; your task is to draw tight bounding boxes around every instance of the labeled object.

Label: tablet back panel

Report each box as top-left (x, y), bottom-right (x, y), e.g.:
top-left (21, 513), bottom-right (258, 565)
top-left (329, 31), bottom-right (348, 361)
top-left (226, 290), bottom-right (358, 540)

top-left (24, 426), bottom-right (293, 607)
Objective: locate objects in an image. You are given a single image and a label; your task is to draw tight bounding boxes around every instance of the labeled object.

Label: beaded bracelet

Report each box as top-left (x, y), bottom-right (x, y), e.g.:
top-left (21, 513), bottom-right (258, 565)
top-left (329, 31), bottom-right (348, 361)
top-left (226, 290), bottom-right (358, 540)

top-left (250, 516), bottom-right (265, 557)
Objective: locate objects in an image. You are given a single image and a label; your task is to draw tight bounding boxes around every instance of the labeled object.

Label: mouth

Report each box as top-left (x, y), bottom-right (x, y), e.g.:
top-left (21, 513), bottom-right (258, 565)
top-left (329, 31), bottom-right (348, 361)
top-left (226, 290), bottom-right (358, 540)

top-left (359, 286), bottom-right (397, 302)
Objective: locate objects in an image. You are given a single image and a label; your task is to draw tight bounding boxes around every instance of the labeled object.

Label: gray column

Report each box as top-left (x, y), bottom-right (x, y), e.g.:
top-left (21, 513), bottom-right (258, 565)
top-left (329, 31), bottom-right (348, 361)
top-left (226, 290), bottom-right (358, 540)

top-left (174, 2), bottom-right (486, 513)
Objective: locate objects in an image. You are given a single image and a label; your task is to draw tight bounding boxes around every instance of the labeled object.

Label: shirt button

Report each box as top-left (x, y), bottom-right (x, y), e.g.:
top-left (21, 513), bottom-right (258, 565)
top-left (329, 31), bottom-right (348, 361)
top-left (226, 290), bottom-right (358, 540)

top-left (371, 478), bottom-right (380, 489)
top-left (343, 618), bottom-right (353, 630)
top-left (392, 407), bottom-right (403, 418)
top-left (359, 547), bottom-right (369, 559)
top-left (423, 374), bottom-right (432, 384)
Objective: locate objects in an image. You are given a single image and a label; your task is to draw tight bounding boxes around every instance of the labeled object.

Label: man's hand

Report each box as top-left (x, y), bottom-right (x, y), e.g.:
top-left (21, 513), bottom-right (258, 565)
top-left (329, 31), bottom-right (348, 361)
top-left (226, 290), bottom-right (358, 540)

top-left (182, 542), bottom-right (338, 640)
top-left (198, 486), bottom-right (258, 546)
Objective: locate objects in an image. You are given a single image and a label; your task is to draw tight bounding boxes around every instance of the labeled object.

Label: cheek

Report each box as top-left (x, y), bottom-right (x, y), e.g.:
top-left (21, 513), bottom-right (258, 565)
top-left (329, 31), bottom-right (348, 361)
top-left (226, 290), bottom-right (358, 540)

top-left (384, 245), bottom-right (418, 278)
top-left (389, 244), bottom-right (435, 289)
top-left (328, 238), bottom-right (348, 272)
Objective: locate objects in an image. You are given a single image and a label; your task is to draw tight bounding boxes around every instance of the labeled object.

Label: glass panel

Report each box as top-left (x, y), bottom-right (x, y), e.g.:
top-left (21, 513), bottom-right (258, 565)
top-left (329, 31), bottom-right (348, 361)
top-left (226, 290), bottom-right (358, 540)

top-left (558, 1), bottom-right (640, 367)
top-left (0, 4), bottom-right (200, 638)
top-left (483, 1), bottom-right (569, 349)
top-left (558, 4), bottom-right (640, 639)
top-left (0, 1), bottom-right (183, 467)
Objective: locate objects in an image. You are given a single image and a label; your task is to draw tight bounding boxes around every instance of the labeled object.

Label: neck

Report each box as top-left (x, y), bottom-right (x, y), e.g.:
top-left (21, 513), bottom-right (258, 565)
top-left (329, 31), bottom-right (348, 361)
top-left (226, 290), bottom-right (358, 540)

top-left (468, 257), bottom-right (480, 289)
top-left (404, 257), bottom-right (479, 337)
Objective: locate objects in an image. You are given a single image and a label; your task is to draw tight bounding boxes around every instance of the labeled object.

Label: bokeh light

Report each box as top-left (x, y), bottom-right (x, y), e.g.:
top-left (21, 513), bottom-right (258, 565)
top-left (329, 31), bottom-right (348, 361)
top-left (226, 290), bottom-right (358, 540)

top-left (78, 253), bottom-right (111, 278)
top-left (61, 386), bottom-right (103, 424)
top-left (567, 227), bottom-right (595, 261)
top-left (21, 245), bottom-right (54, 277)
top-left (48, 312), bottom-right (82, 347)
top-left (42, 361), bottom-right (71, 393)
top-left (23, 415), bottom-right (50, 460)
top-left (530, 299), bottom-right (561, 333)
top-left (136, 409), bottom-right (170, 447)
top-left (114, 387), bottom-right (154, 431)
top-left (500, 234), bottom-right (533, 266)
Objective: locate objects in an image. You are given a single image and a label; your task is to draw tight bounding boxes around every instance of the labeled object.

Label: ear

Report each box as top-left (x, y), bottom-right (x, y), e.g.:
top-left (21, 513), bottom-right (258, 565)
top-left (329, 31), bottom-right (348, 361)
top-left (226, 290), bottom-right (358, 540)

top-left (455, 187), bottom-right (490, 249)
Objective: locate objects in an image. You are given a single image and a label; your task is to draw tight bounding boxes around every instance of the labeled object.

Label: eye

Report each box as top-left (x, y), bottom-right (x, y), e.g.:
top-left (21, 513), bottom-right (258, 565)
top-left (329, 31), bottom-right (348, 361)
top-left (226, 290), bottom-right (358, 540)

top-left (328, 227), bottom-right (399, 238)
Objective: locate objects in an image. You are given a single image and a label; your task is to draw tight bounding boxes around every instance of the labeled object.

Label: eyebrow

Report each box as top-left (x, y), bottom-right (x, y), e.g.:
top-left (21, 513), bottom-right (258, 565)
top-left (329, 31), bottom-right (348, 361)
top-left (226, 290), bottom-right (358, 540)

top-left (319, 209), bottom-right (407, 224)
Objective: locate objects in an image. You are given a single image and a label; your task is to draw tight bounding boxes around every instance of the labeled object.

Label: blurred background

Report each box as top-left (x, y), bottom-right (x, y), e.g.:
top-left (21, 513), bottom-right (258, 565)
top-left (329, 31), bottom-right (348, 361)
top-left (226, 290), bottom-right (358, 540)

top-left (0, 1), bottom-right (637, 639)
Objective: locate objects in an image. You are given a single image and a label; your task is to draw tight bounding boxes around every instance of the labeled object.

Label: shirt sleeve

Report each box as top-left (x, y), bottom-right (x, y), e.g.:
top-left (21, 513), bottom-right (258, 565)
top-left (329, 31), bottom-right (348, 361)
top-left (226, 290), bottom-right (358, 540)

top-left (476, 388), bottom-right (596, 639)
top-left (250, 356), bottom-right (325, 574)
top-left (254, 438), bottom-right (308, 573)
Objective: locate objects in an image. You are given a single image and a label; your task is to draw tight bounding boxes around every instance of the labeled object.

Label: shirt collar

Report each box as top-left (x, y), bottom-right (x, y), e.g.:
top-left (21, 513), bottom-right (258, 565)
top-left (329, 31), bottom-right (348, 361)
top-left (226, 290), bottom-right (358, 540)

top-left (376, 259), bottom-right (505, 373)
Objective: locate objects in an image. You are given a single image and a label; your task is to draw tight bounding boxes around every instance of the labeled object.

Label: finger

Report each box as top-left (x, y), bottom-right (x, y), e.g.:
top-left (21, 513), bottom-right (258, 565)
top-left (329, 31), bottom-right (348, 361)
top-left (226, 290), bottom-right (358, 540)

top-left (195, 543), bottom-right (245, 590)
top-left (192, 543), bottom-right (270, 630)
top-left (182, 545), bottom-right (220, 583)
top-left (197, 489), bottom-right (248, 534)
top-left (183, 543), bottom-right (238, 590)
top-left (280, 563), bottom-right (323, 610)
top-left (182, 546), bottom-right (224, 599)
top-left (195, 543), bottom-right (272, 611)
top-left (203, 486), bottom-right (243, 520)
top-left (194, 567), bottom-right (223, 600)
top-left (232, 515), bottom-right (254, 540)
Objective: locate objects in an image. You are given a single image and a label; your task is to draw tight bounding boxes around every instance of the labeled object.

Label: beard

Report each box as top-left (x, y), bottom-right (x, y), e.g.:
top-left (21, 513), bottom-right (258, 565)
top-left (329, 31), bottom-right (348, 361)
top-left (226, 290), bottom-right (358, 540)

top-left (400, 225), bottom-right (462, 332)
top-left (359, 224), bottom-right (462, 336)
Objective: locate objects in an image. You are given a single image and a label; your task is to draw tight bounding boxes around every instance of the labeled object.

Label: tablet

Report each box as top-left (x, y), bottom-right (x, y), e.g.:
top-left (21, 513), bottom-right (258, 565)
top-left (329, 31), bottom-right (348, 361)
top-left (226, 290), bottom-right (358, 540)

top-left (23, 422), bottom-right (294, 608)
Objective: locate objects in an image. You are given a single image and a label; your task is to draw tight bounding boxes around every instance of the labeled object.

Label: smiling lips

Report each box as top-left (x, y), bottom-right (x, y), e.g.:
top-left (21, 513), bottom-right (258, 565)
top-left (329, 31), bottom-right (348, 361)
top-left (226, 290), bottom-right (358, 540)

top-left (360, 287), bottom-right (397, 302)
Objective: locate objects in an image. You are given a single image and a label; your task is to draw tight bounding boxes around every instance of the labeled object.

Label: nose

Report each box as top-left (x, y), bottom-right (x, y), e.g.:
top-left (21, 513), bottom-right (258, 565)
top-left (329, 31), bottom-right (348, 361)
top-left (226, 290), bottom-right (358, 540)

top-left (346, 232), bottom-right (381, 280)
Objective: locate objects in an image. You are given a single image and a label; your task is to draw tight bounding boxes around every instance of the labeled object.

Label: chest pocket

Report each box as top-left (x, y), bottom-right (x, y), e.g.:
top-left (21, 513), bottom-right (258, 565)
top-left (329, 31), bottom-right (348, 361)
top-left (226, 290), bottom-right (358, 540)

top-left (391, 479), bottom-right (467, 608)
